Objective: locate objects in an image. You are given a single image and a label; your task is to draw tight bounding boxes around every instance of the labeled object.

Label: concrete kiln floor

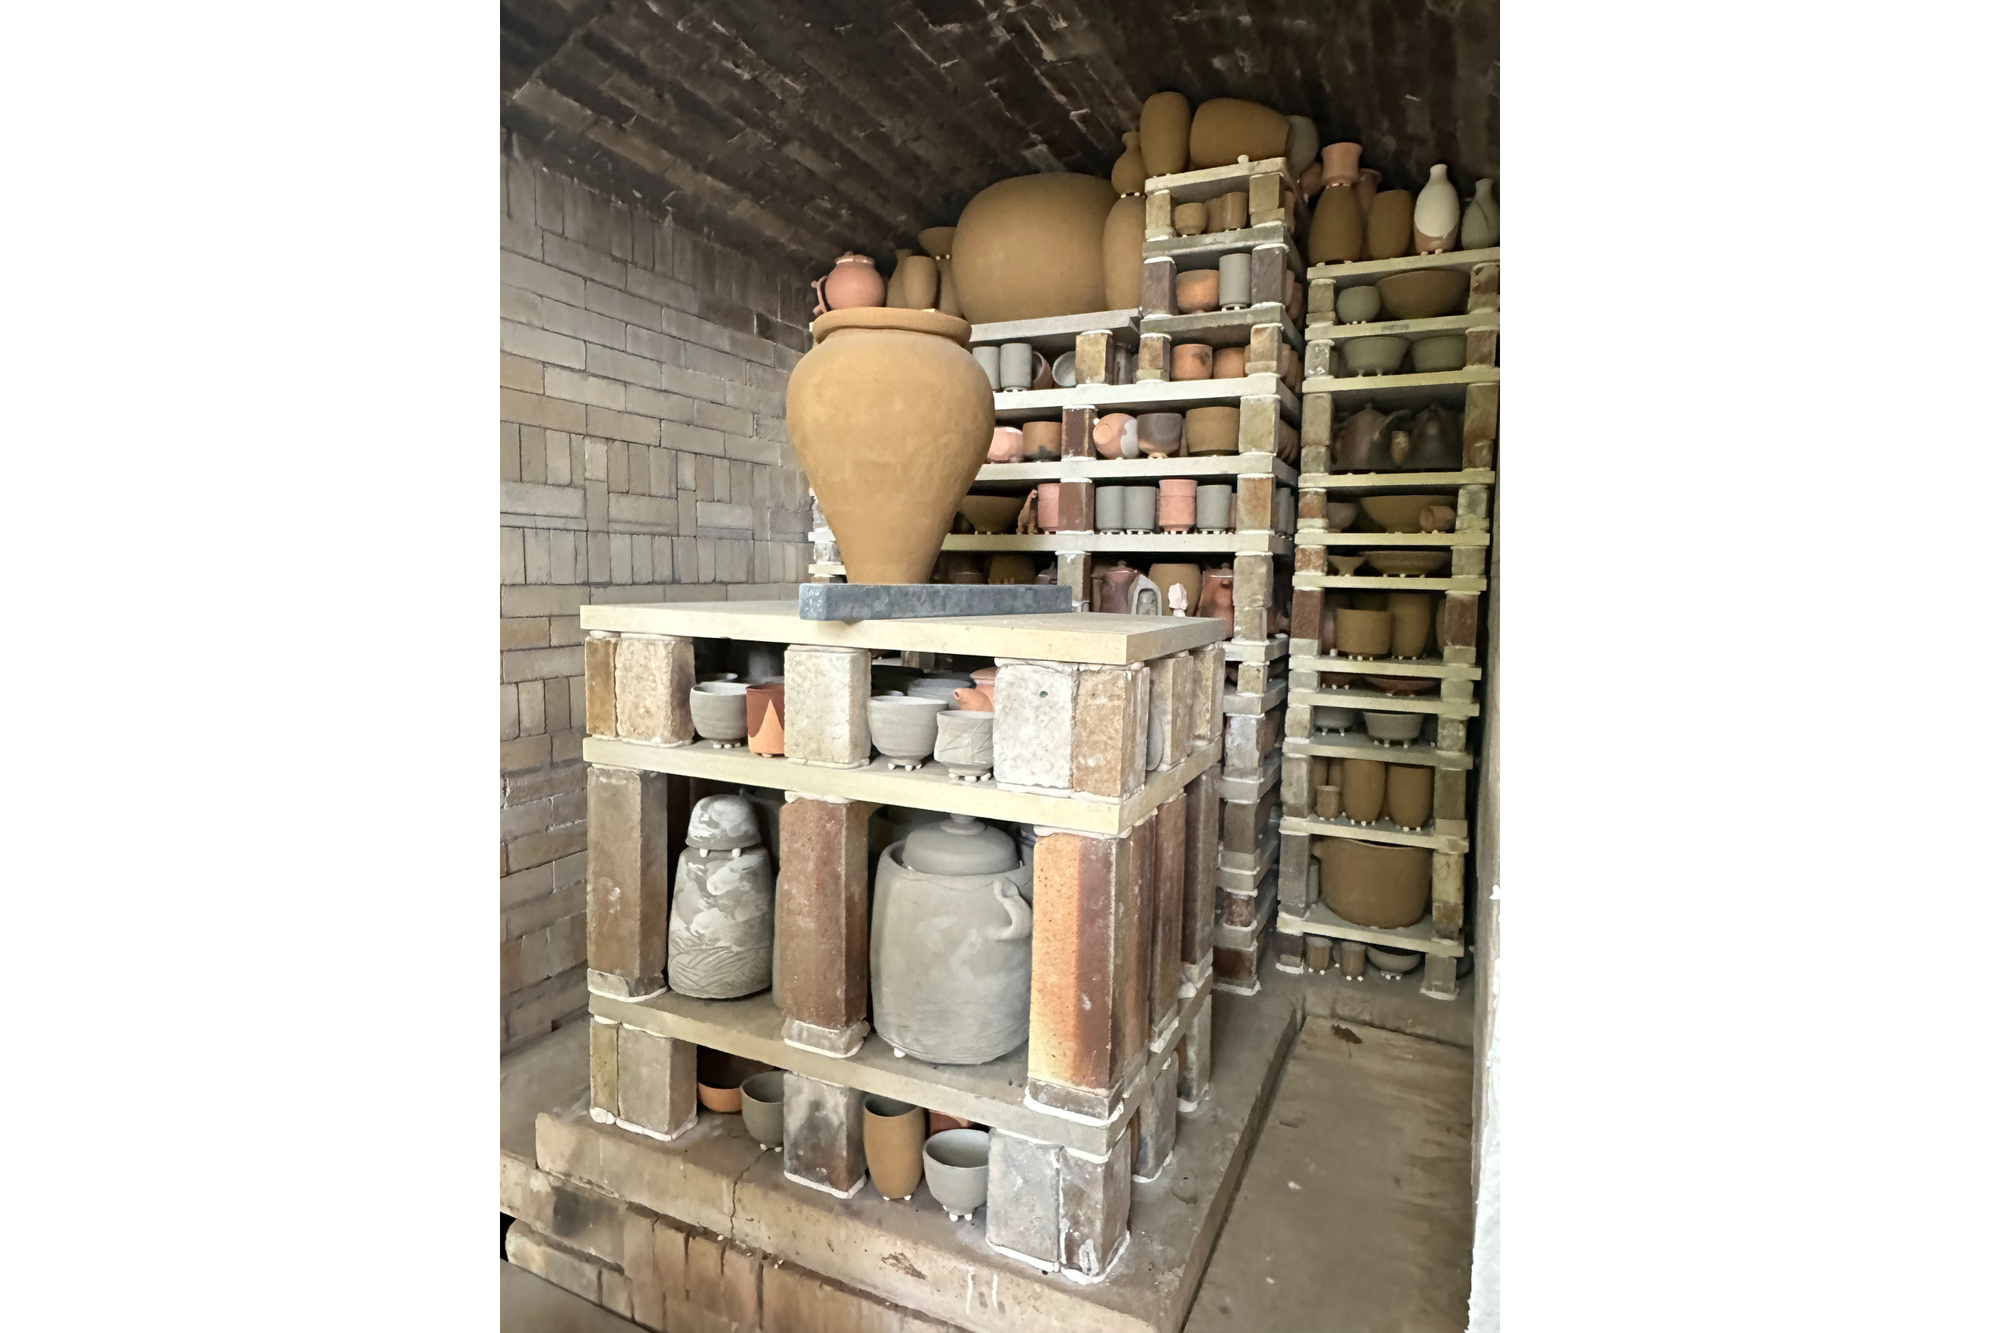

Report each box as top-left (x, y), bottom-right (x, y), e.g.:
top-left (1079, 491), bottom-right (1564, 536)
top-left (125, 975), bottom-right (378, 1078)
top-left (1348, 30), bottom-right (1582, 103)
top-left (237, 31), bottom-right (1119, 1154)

top-left (1183, 1016), bottom-right (1476, 1333)
top-left (501, 1258), bottom-right (647, 1333)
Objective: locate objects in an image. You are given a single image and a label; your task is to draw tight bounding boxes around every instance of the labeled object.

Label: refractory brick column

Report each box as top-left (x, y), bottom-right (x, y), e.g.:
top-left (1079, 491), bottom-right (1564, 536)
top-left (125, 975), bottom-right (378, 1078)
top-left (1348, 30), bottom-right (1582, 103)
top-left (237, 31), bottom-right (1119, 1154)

top-left (776, 795), bottom-right (873, 1056)
top-left (782, 1071), bottom-right (867, 1197)
top-left (1026, 829), bottom-right (1147, 1120)
top-left (1180, 764), bottom-right (1221, 987)
top-left (586, 765), bottom-right (678, 999)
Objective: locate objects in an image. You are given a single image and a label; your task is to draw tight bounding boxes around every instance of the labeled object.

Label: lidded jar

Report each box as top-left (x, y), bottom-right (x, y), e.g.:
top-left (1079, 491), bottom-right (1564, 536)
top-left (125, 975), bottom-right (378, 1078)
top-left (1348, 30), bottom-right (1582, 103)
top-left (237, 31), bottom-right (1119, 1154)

top-left (903, 813), bottom-right (1021, 875)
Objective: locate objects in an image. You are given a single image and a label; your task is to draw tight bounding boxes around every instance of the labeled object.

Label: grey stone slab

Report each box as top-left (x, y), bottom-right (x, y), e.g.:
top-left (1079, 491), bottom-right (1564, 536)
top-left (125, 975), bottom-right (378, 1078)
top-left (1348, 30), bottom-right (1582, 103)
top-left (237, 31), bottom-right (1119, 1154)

top-left (797, 582), bottom-right (1074, 621)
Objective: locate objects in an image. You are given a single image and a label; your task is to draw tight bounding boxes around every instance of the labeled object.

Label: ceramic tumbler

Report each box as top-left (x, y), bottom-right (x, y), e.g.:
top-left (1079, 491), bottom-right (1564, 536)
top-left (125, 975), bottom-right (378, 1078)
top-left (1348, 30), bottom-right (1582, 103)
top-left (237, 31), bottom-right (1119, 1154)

top-left (1342, 758), bottom-right (1387, 824)
top-left (998, 342), bottom-right (1034, 390)
top-left (862, 1095), bottom-right (927, 1200)
top-left (1195, 484), bottom-right (1233, 532)
top-left (739, 1071), bottom-right (786, 1149)
top-left (1213, 345), bottom-right (1247, 378)
top-left (1218, 253), bottom-right (1251, 310)
top-left (1124, 484), bottom-right (1158, 532)
top-left (1159, 479), bottom-right (1197, 533)
top-left (1171, 343), bottom-right (1214, 381)
top-left (1175, 269), bottom-right (1220, 313)
top-left (1136, 412), bottom-right (1184, 457)
top-left (1386, 763), bottom-right (1433, 830)
top-left (1387, 592), bottom-right (1434, 659)
top-left (1021, 420), bottom-right (1062, 460)
top-left (1034, 482), bottom-right (1061, 531)
top-left (1335, 609), bottom-right (1392, 658)
top-left (972, 345), bottom-right (1001, 390)
top-left (1094, 485), bottom-right (1124, 533)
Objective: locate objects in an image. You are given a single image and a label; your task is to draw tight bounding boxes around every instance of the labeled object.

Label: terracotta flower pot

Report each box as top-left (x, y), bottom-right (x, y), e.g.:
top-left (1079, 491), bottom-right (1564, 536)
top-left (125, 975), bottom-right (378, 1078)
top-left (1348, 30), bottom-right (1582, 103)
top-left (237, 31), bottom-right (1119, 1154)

top-left (1158, 480), bottom-right (1197, 533)
top-left (1173, 201), bottom-right (1206, 236)
top-left (1212, 346), bottom-right (1247, 378)
top-left (1149, 562), bottom-right (1201, 613)
top-left (1320, 837), bottom-right (1430, 928)
top-left (1187, 98), bottom-right (1289, 168)
top-left (987, 425), bottom-right (1024, 463)
top-left (1342, 758), bottom-right (1386, 824)
top-left (1139, 91), bottom-right (1192, 177)
top-left (1176, 269), bottom-right (1221, 313)
top-left (952, 174), bottom-right (1117, 325)
top-left (1366, 190), bottom-right (1414, 261)
top-left (1386, 592), bottom-right (1435, 658)
top-left (1171, 343), bottom-right (1214, 380)
top-left (1185, 405), bottom-right (1240, 455)
top-left (1386, 764), bottom-right (1433, 830)
top-left (746, 683), bottom-right (787, 756)
top-left (863, 1095), bottom-right (927, 1200)
top-left (1021, 420), bottom-right (1063, 461)
top-left (1102, 193), bottom-right (1147, 310)
top-left (1319, 143), bottom-right (1363, 188)
top-left (1035, 482), bottom-right (1061, 530)
top-left (787, 308), bottom-right (994, 584)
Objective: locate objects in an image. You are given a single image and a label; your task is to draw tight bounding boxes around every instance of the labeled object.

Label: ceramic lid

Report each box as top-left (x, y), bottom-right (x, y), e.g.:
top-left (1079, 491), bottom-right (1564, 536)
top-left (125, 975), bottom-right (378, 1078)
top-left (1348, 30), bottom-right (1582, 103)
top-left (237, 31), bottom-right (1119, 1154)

top-left (687, 794), bottom-right (760, 851)
top-left (902, 814), bottom-right (1019, 877)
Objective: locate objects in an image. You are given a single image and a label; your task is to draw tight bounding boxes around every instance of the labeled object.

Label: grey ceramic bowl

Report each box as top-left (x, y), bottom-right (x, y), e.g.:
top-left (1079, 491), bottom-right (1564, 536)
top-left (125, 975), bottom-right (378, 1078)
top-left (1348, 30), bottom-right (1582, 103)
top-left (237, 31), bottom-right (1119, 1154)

top-left (906, 677), bottom-right (972, 702)
top-left (740, 1071), bottom-right (786, 1149)
top-left (1342, 335), bottom-right (1408, 377)
top-left (1367, 945), bottom-right (1423, 974)
top-left (1324, 501), bottom-right (1360, 532)
top-left (689, 681), bottom-right (750, 742)
top-left (868, 695), bottom-right (948, 766)
top-left (1409, 333), bottom-right (1468, 372)
top-left (1334, 284), bottom-right (1382, 325)
top-left (923, 1129), bottom-right (991, 1220)
top-left (1362, 710), bottom-right (1424, 743)
top-left (1312, 705), bottom-right (1359, 733)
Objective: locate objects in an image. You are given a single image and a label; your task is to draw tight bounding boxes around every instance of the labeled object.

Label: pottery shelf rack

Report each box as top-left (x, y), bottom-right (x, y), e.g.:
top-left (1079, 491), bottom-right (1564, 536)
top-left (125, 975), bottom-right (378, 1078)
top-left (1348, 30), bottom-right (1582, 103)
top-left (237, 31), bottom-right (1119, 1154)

top-left (1273, 249), bottom-right (1499, 1000)
top-left (575, 598), bottom-right (1245, 1284)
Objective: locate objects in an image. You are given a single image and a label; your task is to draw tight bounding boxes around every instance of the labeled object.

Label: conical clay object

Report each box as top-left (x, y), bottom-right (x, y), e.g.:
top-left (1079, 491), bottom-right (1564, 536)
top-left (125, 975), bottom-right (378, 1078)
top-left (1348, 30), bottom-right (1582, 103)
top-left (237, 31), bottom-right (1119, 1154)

top-left (1139, 91), bottom-right (1192, 177)
top-left (1112, 130), bottom-right (1147, 195)
top-left (786, 308), bottom-right (994, 584)
top-left (1412, 164), bottom-right (1460, 254)
top-left (1366, 190), bottom-right (1413, 260)
top-left (1308, 184), bottom-right (1365, 264)
top-left (1102, 193), bottom-right (1147, 310)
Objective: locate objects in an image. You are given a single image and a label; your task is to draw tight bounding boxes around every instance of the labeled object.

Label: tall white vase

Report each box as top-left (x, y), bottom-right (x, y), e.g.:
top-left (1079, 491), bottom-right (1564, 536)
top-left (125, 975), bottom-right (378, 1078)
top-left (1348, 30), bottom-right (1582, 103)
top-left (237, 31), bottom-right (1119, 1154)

top-left (1461, 178), bottom-right (1499, 249)
top-left (1413, 163), bottom-right (1461, 254)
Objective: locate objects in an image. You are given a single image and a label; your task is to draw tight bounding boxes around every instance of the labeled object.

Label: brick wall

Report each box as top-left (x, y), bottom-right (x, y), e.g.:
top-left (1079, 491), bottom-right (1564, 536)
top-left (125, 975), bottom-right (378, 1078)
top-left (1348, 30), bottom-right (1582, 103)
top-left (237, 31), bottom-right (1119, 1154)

top-left (499, 138), bottom-right (814, 1050)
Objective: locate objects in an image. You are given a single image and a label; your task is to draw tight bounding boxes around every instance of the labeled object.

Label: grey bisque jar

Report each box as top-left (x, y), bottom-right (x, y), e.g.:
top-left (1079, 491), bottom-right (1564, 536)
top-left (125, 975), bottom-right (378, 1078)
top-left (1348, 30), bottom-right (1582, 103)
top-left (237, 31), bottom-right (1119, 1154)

top-left (869, 815), bottom-right (1033, 1064)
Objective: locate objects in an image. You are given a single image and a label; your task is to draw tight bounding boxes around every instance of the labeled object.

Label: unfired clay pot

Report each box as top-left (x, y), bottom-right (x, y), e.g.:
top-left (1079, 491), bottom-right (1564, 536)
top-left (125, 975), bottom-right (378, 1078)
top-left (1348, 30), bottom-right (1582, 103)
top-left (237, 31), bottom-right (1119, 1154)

top-left (1286, 116), bottom-right (1321, 177)
top-left (1461, 178), bottom-right (1499, 249)
top-left (667, 795), bottom-right (774, 999)
top-left (1361, 494), bottom-right (1454, 533)
top-left (918, 227), bottom-right (955, 259)
top-left (1387, 592), bottom-right (1435, 659)
top-left (1363, 711), bottom-right (1424, 744)
top-left (1320, 837), bottom-right (1431, 928)
top-left (1094, 411), bottom-right (1138, 459)
top-left (746, 683), bottom-right (786, 756)
top-left (813, 252), bottom-right (885, 314)
top-left (932, 710), bottom-right (994, 781)
top-left (1173, 201), bottom-right (1206, 236)
top-left (1111, 130), bottom-right (1147, 195)
top-left (1320, 143), bottom-right (1363, 188)
top-left (1172, 343), bottom-right (1214, 380)
top-left (1386, 764), bottom-right (1432, 830)
top-left (740, 1071), bottom-right (786, 1149)
top-left (987, 553), bottom-right (1036, 584)
top-left (1412, 164), bottom-right (1461, 254)
top-left (1333, 406), bottom-right (1410, 472)
top-left (1342, 759), bottom-right (1387, 824)
top-left (1308, 185), bottom-right (1365, 264)
top-left (1150, 562), bottom-right (1201, 614)
top-left (952, 174), bottom-right (1117, 324)
top-left (1176, 269), bottom-right (1221, 313)
top-left (1410, 334), bottom-right (1467, 372)
top-left (1137, 412), bottom-right (1184, 457)
top-left (1336, 608), bottom-right (1392, 658)
top-left (1139, 92), bottom-right (1192, 176)
top-left (1188, 98), bottom-right (1289, 168)
top-left (1397, 406), bottom-right (1463, 471)
top-left (1355, 168), bottom-right (1380, 222)
top-left (1021, 420), bottom-right (1062, 461)
top-left (690, 681), bottom-right (750, 743)
top-left (1204, 191), bottom-right (1249, 233)
top-left (1376, 269), bottom-right (1470, 320)
top-left (1097, 561), bottom-right (1140, 613)
top-left (1034, 481), bottom-right (1061, 530)
top-left (871, 816), bottom-right (1033, 1064)
top-left (863, 1096), bottom-right (927, 1200)
top-left (1212, 346), bottom-right (1248, 378)
top-left (1185, 405), bottom-right (1240, 455)
top-left (987, 426), bottom-right (1023, 463)
top-left (786, 308), bottom-right (994, 584)
top-left (1366, 190), bottom-right (1414, 260)
top-left (1102, 193), bottom-right (1148, 310)
top-left (924, 1129), bottom-right (991, 1221)
top-left (868, 695), bottom-right (948, 768)
top-left (1342, 335), bottom-right (1407, 376)
top-left (958, 495), bottom-right (1019, 534)
top-left (887, 249), bottom-right (939, 310)
top-left (1158, 479), bottom-right (1197, 533)
top-left (1335, 284), bottom-right (1381, 325)
top-left (936, 259), bottom-right (962, 317)
top-left (1198, 568), bottom-right (1234, 634)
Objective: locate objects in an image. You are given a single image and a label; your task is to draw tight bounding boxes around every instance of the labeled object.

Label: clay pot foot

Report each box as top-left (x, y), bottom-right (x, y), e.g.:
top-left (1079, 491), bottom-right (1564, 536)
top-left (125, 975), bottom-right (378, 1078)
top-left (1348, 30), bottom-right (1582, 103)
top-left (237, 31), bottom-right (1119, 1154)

top-left (948, 769), bottom-right (993, 783)
top-left (883, 757), bottom-right (928, 771)
top-left (700, 739), bottom-right (747, 749)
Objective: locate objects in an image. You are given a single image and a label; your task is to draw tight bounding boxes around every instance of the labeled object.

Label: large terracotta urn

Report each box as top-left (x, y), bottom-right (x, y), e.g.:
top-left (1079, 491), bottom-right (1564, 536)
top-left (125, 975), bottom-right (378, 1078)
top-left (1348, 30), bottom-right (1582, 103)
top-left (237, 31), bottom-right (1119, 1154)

top-left (1187, 98), bottom-right (1290, 168)
top-left (785, 308), bottom-right (994, 584)
top-left (1139, 91), bottom-right (1192, 176)
top-left (952, 174), bottom-right (1117, 325)
top-left (1101, 193), bottom-right (1147, 310)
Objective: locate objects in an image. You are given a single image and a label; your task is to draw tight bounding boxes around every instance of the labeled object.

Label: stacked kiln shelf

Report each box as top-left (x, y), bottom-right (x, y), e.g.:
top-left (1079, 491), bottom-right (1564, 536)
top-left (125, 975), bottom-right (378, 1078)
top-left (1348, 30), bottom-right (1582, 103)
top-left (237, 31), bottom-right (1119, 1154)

top-left (573, 599), bottom-right (1245, 1291)
top-left (1274, 248), bottom-right (1499, 1001)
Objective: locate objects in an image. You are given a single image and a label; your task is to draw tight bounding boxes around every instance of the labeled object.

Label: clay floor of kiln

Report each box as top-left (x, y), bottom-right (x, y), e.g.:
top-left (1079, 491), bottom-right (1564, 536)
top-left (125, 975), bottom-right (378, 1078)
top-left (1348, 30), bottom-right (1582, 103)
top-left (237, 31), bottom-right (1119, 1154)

top-left (502, 970), bottom-right (1476, 1333)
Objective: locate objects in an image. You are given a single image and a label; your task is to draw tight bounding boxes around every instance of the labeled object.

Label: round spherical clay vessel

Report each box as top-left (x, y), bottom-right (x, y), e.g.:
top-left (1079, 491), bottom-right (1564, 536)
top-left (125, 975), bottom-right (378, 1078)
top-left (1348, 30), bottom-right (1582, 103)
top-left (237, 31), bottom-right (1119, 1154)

top-left (952, 174), bottom-right (1117, 325)
top-left (786, 308), bottom-right (995, 585)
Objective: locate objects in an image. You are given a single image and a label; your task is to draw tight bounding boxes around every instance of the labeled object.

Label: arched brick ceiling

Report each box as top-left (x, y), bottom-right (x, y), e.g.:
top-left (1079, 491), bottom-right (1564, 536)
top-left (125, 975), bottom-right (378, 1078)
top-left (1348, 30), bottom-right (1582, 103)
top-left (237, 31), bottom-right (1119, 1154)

top-left (502, 0), bottom-right (1497, 279)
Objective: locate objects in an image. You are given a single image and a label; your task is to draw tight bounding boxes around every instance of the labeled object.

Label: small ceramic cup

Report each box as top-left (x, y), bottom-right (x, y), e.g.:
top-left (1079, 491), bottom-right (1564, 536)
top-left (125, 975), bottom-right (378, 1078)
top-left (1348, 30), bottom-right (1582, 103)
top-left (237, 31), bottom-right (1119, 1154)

top-left (971, 345), bottom-right (1001, 390)
top-left (863, 1096), bottom-right (926, 1201)
top-left (1136, 412), bottom-right (1184, 457)
top-left (1159, 479), bottom-right (1197, 533)
top-left (923, 1129), bottom-right (992, 1221)
top-left (740, 1071), bottom-right (786, 1150)
top-left (1218, 253), bottom-right (1252, 310)
top-left (1034, 481), bottom-right (1061, 531)
top-left (689, 681), bottom-right (750, 744)
top-left (1195, 484), bottom-right (1233, 532)
top-left (1094, 485), bottom-right (1124, 533)
top-left (1171, 343), bottom-right (1214, 381)
top-left (1020, 420), bottom-right (1062, 461)
top-left (1335, 284), bottom-right (1382, 325)
top-left (1123, 484), bottom-right (1158, 533)
top-left (998, 341), bottom-right (1034, 390)
top-left (1176, 269), bottom-right (1221, 314)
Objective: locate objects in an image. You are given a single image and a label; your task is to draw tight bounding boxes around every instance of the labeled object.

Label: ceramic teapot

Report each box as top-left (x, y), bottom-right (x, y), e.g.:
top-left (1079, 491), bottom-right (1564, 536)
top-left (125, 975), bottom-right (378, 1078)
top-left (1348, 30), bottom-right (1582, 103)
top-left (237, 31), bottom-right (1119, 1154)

top-left (1390, 405), bottom-right (1463, 471)
top-left (1332, 404), bottom-right (1412, 472)
top-left (869, 815), bottom-right (1034, 1064)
